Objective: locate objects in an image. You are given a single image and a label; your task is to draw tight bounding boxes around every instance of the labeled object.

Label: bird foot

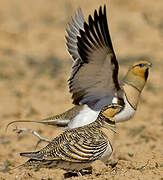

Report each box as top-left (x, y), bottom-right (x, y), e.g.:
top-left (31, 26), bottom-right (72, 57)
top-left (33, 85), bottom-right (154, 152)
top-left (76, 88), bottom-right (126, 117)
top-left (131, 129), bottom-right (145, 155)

top-left (64, 167), bottom-right (92, 179)
top-left (13, 126), bottom-right (51, 149)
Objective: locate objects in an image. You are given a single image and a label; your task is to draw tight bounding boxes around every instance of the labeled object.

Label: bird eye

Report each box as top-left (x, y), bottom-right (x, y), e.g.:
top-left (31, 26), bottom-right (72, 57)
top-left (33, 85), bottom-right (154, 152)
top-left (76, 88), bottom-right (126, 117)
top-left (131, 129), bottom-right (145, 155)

top-left (111, 105), bottom-right (116, 109)
top-left (138, 63), bottom-right (145, 68)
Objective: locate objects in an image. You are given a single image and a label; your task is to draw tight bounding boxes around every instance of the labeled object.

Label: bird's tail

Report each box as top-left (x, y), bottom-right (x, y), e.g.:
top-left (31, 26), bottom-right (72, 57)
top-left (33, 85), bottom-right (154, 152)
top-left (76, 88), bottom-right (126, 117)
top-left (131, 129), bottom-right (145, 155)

top-left (6, 159), bottom-right (40, 172)
top-left (21, 159), bottom-right (54, 169)
top-left (20, 151), bottom-right (43, 160)
top-left (22, 159), bottom-right (42, 169)
top-left (5, 119), bottom-right (63, 132)
top-left (5, 106), bottom-right (79, 131)
top-left (7, 153), bottom-right (54, 172)
top-left (6, 117), bottom-right (70, 132)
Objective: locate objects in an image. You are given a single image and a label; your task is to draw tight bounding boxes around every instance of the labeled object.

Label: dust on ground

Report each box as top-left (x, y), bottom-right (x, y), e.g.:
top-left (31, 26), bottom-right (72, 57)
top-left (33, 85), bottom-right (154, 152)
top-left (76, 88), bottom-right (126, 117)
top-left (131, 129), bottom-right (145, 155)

top-left (0, 0), bottom-right (163, 179)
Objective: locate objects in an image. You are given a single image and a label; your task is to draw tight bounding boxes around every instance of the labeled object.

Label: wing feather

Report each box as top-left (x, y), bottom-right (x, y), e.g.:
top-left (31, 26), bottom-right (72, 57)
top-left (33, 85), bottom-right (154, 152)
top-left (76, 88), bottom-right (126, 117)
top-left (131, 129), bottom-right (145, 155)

top-left (20, 127), bottom-right (109, 163)
top-left (66, 8), bottom-right (85, 61)
top-left (68, 5), bottom-right (121, 110)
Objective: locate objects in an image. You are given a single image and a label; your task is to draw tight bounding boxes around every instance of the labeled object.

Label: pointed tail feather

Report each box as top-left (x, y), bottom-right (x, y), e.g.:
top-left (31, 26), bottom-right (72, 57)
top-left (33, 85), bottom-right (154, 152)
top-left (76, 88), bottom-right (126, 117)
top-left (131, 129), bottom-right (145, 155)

top-left (6, 118), bottom-right (70, 132)
top-left (23, 159), bottom-right (42, 169)
top-left (5, 120), bottom-right (46, 132)
top-left (20, 151), bottom-right (43, 160)
top-left (5, 159), bottom-right (38, 172)
top-left (3, 162), bottom-right (25, 172)
top-left (21, 159), bottom-right (55, 169)
top-left (25, 159), bottom-right (55, 169)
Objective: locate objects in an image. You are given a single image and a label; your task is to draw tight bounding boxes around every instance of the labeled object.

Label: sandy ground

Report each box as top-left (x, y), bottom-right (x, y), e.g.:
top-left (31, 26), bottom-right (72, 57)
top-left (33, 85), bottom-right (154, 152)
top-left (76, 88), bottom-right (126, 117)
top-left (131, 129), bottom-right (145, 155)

top-left (0, 0), bottom-right (163, 179)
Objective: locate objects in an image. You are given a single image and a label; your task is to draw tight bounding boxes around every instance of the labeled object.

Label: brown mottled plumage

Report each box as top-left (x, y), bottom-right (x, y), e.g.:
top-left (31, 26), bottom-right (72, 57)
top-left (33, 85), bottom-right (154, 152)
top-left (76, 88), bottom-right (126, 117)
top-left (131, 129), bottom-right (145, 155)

top-left (18, 104), bottom-right (122, 175)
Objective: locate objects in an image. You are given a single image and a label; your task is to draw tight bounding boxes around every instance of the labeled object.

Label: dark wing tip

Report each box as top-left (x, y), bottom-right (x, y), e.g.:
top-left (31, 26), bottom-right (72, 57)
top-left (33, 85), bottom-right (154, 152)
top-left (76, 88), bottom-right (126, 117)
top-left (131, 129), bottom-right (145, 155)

top-left (20, 152), bottom-right (33, 158)
top-left (88, 14), bottom-right (93, 25)
top-left (94, 9), bottom-right (98, 19)
top-left (20, 152), bottom-right (42, 160)
top-left (99, 6), bottom-right (102, 16)
top-left (104, 4), bottom-right (106, 14)
top-left (77, 4), bottom-right (116, 62)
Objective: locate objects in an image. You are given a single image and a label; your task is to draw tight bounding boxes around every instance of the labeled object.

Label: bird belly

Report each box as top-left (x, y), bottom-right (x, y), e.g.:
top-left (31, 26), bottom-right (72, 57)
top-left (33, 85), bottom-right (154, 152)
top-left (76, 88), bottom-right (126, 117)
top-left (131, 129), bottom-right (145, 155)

top-left (68, 105), bottom-right (99, 129)
top-left (114, 95), bottom-right (135, 123)
top-left (100, 142), bottom-right (113, 162)
top-left (68, 94), bottom-right (135, 129)
top-left (30, 159), bottom-right (92, 172)
top-left (57, 161), bottom-right (92, 172)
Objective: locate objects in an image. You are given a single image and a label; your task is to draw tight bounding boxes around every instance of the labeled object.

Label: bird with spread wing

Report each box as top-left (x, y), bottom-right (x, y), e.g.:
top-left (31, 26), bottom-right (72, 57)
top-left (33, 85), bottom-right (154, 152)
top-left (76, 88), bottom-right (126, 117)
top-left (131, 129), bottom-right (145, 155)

top-left (7, 5), bottom-right (152, 142)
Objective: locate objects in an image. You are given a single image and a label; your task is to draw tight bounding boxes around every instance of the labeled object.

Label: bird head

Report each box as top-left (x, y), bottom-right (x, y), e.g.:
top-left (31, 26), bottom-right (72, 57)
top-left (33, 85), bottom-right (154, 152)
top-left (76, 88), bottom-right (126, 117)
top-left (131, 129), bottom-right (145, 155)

top-left (130, 61), bottom-right (152, 80)
top-left (101, 104), bottom-right (123, 118)
top-left (124, 61), bottom-right (152, 91)
top-left (98, 104), bottom-right (123, 131)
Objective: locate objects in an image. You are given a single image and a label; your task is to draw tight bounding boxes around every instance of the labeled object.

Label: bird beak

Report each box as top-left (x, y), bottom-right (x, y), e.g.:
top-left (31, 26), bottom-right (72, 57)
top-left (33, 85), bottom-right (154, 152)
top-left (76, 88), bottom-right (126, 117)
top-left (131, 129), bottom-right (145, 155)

top-left (117, 105), bottom-right (123, 110)
top-left (148, 62), bottom-right (152, 68)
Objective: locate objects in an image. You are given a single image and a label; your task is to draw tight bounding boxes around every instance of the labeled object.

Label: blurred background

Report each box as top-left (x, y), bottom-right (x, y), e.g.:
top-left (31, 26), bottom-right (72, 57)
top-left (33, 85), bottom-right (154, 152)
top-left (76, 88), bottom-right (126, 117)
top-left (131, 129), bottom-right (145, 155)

top-left (0, 0), bottom-right (162, 179)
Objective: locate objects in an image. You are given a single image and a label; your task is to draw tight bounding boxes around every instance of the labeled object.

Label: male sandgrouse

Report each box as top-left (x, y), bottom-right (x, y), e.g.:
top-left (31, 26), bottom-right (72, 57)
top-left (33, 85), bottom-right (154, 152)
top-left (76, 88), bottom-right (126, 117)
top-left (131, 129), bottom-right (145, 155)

top-left (7, 5), bottom-right (152, 131)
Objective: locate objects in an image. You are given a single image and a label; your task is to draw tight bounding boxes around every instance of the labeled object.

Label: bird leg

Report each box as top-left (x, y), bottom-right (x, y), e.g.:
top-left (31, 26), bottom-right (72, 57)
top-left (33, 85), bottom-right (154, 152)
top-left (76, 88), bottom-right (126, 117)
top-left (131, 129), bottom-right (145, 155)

top-left (76, 171), bottom-right (82, 176)
top-left (64, 167), bottom-right (92, 179)
top-left (13, 126), bottom-right (51, 149)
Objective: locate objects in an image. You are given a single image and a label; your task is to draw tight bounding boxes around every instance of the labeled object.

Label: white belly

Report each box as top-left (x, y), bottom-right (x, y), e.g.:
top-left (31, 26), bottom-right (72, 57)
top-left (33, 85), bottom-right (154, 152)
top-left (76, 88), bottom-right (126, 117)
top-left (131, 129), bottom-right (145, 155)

top-left (68, 105), bottom-right (99, 129)
top-left (113, 95), bottom-right (136, 123)
top-left (68, 95), bottom-right (135, 129)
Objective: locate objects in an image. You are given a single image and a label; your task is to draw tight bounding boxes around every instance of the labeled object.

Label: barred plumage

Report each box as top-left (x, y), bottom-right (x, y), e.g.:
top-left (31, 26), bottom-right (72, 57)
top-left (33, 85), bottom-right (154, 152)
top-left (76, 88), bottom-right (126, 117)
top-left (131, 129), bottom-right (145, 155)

top-left (19, 104), bottom-right (122, 174)
top-left (6, 5), bottom-right (152, 145)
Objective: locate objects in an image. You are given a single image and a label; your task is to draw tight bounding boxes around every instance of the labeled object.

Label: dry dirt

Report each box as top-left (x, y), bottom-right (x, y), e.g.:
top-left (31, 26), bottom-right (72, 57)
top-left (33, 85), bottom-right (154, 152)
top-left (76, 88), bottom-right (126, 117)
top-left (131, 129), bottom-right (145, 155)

top-left (0, 0), bottom-right (163, 179)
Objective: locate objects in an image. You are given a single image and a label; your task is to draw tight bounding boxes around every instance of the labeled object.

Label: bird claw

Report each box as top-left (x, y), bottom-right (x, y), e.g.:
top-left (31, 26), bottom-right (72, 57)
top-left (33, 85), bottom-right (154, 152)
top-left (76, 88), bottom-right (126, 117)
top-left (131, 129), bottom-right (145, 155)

top-left (12, 126), bottom-right (51, 149)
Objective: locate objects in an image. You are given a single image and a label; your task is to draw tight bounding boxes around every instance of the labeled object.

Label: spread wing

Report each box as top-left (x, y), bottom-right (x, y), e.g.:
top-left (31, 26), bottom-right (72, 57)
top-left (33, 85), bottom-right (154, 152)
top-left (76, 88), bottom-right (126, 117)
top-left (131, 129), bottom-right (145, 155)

top-left (65, 8), bottom-right (85, 61)
top-left (68, 5), bottom-right (121, 110)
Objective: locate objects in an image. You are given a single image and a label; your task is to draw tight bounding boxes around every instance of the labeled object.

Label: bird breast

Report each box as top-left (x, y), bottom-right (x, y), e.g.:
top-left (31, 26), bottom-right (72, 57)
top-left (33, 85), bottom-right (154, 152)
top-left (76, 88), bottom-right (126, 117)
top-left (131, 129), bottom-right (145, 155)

top-left (99, 130), bottom-right (113, 162)
top-left (113, 94), bottom-right (136, 123)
